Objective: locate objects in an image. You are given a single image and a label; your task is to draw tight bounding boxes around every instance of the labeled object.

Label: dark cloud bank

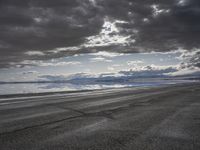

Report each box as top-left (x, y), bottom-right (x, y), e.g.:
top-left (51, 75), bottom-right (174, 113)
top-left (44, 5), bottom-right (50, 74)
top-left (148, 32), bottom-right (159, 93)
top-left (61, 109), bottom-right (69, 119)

top-left (1, 0), bottom-right (200, 68)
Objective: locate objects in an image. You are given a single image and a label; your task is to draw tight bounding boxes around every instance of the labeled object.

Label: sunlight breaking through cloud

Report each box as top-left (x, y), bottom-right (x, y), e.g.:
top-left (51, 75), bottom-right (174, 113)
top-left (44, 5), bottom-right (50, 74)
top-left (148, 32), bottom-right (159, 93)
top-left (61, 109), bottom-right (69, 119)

top-left (83, 18), bottom-right (133, 47)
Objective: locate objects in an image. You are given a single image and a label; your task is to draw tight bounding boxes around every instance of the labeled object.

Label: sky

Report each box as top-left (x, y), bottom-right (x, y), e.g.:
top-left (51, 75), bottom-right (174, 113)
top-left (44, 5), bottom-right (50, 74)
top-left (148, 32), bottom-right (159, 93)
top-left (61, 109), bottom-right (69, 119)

top-left (0, 0), bottom-right (200, 82)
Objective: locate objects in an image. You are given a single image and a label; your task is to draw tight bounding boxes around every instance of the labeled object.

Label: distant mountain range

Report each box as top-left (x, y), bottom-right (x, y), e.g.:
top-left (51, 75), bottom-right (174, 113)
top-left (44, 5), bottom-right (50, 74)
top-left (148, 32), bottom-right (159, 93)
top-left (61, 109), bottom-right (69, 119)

top-left (1, 67), bottom-right (199, 84)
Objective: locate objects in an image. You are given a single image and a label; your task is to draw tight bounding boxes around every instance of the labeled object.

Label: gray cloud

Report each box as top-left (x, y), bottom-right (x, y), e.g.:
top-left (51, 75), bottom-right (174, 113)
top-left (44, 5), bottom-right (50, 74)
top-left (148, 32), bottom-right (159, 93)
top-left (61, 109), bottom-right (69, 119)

top-left (1, 0), bottom-right (200, 68)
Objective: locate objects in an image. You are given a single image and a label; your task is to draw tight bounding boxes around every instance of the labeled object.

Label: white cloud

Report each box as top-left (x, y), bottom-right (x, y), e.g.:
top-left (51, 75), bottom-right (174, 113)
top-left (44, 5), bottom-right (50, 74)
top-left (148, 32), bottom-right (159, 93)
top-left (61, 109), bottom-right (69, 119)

top-left (144, 64), bottom-right (178, 70)
top-left (126, 64), bottom-right (178, 72)
top-left (142, 49), bottom-right (184, 55)
top-left (143, 18), bottom-right (150, 23)
top-left (90, 57), bottom-right (112, 62)
top-left (19, 60), bottom-right (81, 67)
top-left (25, 51), bottom-right (45, 56)
top-left (107, 67), bottom-right (115, 71)
top-left (112, 64), bottom-right (122, 67)
top-left (44, 61), bottom-right (81, 66)
top-left (22, 71), bottom-right (39, 75)
top-left (105, 64), bottom-right (123, 72)
top-left (177, 0), bottom-right (189, 6)
top-left (151, 4), bottom-right (170, 17)
top-left (127, 60), bottom-right (144, 66)
top-left (90, 51), bottom-right (126, 58)
top-left (175, 49), bottom-right (200, 61)
top-left (34, 17), bottom-right (42, 23)
top-left (49, 46), bottom-right (81, 54)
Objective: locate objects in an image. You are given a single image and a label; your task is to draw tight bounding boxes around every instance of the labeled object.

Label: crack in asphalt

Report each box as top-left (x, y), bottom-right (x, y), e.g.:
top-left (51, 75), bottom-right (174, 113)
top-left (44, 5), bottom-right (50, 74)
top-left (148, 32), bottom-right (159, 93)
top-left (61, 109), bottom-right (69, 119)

top-left (0, 106), bottom-right (116, 136)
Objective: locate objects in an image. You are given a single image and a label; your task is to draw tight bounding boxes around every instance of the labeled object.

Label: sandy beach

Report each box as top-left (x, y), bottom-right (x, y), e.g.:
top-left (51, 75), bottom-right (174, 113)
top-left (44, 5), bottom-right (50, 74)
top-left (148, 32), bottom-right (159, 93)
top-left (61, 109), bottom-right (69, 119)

top-left (0, 83), bottom-right (200, 150)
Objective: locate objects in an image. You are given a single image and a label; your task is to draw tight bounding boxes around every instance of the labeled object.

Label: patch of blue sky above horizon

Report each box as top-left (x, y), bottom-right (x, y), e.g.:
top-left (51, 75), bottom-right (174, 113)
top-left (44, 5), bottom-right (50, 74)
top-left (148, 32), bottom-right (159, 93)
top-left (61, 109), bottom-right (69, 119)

top-left (0, 51), bottom-right (184, 82)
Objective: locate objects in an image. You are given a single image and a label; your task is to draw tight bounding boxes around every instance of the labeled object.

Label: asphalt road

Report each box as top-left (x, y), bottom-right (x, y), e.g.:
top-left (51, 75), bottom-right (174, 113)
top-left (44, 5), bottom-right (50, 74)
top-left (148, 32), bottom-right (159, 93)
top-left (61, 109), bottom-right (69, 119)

top-left (0, 84), bottom-right (200, 150)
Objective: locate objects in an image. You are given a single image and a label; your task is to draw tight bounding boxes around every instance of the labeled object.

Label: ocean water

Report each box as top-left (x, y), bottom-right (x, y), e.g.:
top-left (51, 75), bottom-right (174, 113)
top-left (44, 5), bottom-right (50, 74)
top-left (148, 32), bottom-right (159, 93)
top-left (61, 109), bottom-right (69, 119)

top-left (0, 79), bottom-right (196, 95)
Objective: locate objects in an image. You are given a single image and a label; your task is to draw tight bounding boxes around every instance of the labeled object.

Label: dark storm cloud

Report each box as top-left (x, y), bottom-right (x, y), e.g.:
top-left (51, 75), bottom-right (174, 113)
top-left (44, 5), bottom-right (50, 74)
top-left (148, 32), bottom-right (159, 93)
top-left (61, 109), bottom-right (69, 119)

top-left (99, 0), bottom-right (200, 51)
top-left (0, 0), bottom-right (200, 67)
top-left (187, 51), bottom-right (200, 68)
top-left (0, 0), bottom-right (104, 67)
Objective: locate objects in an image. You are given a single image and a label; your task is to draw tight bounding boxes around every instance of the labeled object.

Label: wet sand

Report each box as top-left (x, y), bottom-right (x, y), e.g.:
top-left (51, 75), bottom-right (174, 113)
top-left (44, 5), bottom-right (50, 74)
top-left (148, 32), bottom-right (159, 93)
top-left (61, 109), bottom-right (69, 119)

top-left (0, 83), bottom-right (200, 150)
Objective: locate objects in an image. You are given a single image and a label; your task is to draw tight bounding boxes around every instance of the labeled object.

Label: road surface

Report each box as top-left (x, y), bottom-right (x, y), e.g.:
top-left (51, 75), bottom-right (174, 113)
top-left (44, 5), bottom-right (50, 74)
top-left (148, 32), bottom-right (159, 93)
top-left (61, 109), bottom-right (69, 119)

top-left (0, 83), bottom-right (200, 150)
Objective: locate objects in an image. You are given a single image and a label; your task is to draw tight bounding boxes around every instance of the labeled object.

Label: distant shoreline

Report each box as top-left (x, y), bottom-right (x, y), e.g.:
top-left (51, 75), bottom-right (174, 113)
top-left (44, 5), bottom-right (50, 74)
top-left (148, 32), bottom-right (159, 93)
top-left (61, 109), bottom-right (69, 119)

top-left (0, 82), bottom-right (199, 99)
